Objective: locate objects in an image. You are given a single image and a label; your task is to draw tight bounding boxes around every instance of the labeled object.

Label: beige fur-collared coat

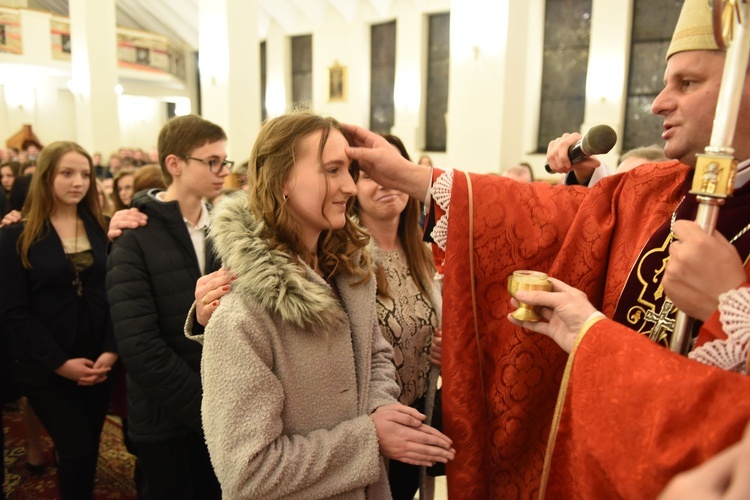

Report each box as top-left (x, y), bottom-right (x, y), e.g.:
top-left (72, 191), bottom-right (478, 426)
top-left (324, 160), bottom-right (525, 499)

top-left (198, 194), bottom-right (400, 499)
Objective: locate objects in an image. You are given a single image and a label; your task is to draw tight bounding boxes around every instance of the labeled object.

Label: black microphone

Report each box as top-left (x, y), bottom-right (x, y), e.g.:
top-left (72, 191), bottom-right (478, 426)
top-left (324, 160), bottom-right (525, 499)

top-left (544, 124), bottom-right (617, 174)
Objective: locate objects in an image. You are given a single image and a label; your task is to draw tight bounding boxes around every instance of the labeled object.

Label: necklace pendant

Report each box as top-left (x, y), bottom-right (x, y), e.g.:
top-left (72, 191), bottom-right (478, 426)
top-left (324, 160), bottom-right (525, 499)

top-left (73, 276), bottom-right (83, 298)
top-left (644, 299), bottom-right (677, 345)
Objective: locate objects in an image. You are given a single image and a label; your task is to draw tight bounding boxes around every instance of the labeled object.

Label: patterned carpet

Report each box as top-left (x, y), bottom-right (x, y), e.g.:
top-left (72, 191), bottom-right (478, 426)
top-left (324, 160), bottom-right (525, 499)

top-left (3, 405), bottom-right (136, 499)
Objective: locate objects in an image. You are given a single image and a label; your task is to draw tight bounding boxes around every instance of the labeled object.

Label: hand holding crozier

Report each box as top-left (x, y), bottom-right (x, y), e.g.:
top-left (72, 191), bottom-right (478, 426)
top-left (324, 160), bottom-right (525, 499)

top-left (507, 274), bottom-right (599, 353)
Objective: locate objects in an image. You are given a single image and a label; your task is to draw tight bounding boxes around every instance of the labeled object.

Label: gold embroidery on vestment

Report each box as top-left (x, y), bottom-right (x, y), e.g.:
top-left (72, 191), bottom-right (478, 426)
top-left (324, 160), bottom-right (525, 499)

top-left (629, 232), bottom-right (678, 345)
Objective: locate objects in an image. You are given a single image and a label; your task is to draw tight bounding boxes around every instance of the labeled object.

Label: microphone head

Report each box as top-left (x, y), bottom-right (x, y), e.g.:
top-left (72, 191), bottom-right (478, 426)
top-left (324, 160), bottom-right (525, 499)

top-left (582, 125), bottom-right (617, 155)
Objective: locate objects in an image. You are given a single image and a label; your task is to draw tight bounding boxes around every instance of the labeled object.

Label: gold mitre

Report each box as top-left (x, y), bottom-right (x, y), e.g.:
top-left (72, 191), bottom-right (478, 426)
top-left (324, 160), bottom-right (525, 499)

top-left (666, 0), bottom-right (719, 59)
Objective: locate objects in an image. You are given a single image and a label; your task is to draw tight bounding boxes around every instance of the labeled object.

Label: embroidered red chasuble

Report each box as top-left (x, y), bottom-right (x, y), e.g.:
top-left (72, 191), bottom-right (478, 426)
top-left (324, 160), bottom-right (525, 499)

top-left (437, 160), bottom-right (750, 498)
top-left (542, 319), bottom-right (750, 499)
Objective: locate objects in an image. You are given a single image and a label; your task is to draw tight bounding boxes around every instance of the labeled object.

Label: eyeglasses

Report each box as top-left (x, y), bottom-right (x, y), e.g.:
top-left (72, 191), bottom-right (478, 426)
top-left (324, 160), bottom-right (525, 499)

top-left (184, 156), bottom-right (234, 174)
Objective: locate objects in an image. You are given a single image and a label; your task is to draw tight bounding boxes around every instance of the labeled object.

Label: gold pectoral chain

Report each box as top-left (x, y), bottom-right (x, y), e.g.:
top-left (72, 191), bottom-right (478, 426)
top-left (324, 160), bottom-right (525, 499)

top-left (670, 195), bottom-right (750, 244)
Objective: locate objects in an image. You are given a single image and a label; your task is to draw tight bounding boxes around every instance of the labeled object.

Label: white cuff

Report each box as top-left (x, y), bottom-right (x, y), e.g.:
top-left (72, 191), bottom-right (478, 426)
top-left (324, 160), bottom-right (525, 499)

top-left (688, 287), bottom-right (750, 374)
top-left (430, 169), bottom-right (454, 251)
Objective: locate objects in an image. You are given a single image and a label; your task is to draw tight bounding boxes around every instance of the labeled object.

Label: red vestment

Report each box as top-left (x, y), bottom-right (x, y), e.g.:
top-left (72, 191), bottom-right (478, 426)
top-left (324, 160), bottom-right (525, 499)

top-left (437, 161), bottom-right (750, 498)
top-left (542, 318), bottom-right (750, 499)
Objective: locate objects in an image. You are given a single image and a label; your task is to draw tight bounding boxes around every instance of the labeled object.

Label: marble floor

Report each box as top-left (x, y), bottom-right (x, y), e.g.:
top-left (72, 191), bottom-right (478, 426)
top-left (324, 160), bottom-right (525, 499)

top-left (411, 476), bottom-right (448, 499)
top-left (435, 475), bottom-right (448, 499)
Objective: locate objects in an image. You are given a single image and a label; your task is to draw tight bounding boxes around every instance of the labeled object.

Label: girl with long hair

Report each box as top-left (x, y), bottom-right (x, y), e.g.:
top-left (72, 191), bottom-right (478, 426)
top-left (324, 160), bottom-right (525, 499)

top-left (198, 112), bottom-right (454, 498)
top-left (95, 177), bottom-right (114, 217)
top-left (111, 168), bottom-right (135, 211)
top-left (0, 141), bottom-right (118, 499)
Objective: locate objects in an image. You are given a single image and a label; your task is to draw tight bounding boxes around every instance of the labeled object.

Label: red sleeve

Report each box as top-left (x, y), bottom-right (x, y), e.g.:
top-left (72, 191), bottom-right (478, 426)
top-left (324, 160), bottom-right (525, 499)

top-left (543, 318), bottom-right (750, 499)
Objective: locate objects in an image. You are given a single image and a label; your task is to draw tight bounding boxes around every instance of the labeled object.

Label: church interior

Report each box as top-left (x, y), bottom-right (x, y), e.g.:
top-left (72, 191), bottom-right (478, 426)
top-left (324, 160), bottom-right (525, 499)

top-left (3, 1), bottom-right (720, 499)
top-left (0, 0), bottom-right (677, 182)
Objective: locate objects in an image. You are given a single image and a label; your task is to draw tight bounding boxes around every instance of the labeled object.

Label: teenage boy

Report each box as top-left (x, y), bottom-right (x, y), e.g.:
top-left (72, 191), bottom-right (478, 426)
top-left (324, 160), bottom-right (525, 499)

top-left (106, 115), bottom-right (230, 499)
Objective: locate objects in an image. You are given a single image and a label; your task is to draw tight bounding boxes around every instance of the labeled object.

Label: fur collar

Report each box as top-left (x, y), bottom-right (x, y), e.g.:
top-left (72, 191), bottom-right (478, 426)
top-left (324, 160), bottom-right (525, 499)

top-left (209, 193), bottom-right (345, 332)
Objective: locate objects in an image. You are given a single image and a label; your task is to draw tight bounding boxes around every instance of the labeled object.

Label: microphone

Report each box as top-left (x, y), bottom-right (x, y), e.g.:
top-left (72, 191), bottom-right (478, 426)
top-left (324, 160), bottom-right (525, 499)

top-left (544, 124), bottom-right (617, 174)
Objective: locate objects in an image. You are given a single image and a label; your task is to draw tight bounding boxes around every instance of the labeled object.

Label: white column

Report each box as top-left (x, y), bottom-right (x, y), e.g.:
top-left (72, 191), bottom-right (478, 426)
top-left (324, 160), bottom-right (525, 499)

top-left (497, 0), bottom-right (538, 173)
top-left (264, 21), bottom-right (291, 119)
top-left (198, 0), bottom-right (260, 161)
top-left (582, 0), bottom-right (634, 165)
top-left (391, 5), bottom-right (426, 157)
top-left (68, 0), bottom-right (120, 156)
top-left (446, 0), bottom-right (508, 173)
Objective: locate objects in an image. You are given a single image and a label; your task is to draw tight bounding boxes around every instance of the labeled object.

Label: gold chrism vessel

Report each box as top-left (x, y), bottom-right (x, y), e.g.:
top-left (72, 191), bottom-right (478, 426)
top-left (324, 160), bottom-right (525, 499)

top-left (508, 270), bottom-right (552, 322)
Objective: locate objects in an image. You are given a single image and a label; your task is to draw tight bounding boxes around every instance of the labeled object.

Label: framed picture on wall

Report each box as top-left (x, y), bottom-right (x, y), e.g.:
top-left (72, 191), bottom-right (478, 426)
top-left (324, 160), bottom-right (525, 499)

top-left (0, 7), bottom-right (22, 54)
top-left (51, 16), bottom-right (71, 60)
top-left (328, 62), bottom-right (347, 102)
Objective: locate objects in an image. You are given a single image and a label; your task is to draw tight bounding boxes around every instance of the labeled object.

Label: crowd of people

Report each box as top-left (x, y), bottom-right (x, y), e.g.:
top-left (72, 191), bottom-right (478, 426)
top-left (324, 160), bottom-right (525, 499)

top-left (1, 0), bottom-right (750, 498)
top-left (0, 112), bottom-right (454, 499)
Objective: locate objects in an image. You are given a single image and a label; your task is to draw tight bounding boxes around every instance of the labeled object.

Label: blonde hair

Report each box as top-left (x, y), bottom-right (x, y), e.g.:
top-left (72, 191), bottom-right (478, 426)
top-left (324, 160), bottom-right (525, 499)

top-left (19, 141), bottom-right (106, 268)
top-left (132, 164), bottom-right (167, 194)
top-left (96, 178), bottom-right (114, 217)
top-left (248, 112), bottom-right (371, 282)
top-left (111, 169), bottom-right (135, 211)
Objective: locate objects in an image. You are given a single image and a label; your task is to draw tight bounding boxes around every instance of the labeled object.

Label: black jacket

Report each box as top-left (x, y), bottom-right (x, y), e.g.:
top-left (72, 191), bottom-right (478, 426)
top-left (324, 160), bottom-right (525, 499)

top-left (106, 189), bottom-right (220, 443)
top-left (0, 212), bottom-right (115, 386)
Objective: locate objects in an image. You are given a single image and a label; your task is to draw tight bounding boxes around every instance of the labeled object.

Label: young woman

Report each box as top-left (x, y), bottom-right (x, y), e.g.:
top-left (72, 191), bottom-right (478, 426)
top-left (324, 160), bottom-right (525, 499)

top-left (0, 142), bottom-right (118, 500)
top-left (1, 161), bottom-right (20, 215)
top-left (1, 160), bottom-right (19, 195)
top-left (199, 112), bottom-right (454, 498)
top-left (95, 178), bottom-right (114, 217)
top-left (354, 135), bottom-right (443, 499)
top-left (111, 168), bottom-right (135, 211)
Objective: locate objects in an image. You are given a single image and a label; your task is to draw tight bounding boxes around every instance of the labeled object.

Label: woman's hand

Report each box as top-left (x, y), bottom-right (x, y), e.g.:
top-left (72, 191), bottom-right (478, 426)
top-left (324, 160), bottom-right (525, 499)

top-left (370, 403), bottom-right (455, 466)
top-left (93, 351), bottom-right (118, 369)
top-left (507, 277), bottom-right (599, 353)
top-left (194, 268), bottom-right (236, 327)
top-left (80, 353), bottom-right (117, 385)
top-left (54, 358), bottom-right (111, 385)
top-left (429, 327), bottom-right (442, 367)
top-left (86, 351), bottom-right (119, 385)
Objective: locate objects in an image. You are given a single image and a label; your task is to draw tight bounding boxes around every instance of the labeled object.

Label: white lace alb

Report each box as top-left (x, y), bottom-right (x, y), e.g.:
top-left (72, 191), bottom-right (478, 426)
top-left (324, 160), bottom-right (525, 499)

top-left (429, 169), bottom-right (454, 251)
top-left (689, 287), bottom-right (750, 374)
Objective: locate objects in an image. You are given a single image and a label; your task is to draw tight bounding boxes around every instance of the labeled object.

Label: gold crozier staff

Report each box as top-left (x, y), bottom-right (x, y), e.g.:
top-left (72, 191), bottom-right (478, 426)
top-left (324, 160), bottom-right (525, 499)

top-left (670, 0), bottom-right (750, 354)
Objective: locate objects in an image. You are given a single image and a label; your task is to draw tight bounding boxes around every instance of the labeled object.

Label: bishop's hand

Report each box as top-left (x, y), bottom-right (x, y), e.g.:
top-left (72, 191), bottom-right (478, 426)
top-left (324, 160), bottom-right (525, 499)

top-left (546, 132), bottom-right (601, 184)
top-left (664, 220), bottom-right (746, 322)
top-left (343, 124), bottom-right (431, 201)
top-left (507, 277), bottom-right (599, 353)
